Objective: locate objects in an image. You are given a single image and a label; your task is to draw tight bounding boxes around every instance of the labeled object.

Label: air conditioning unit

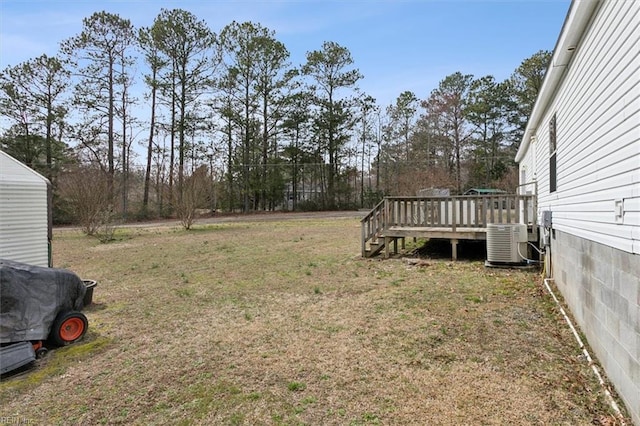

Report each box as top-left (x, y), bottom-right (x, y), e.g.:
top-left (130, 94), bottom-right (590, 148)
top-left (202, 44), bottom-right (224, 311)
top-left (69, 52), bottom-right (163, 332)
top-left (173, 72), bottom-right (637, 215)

top-left (486, 223), bottom-right (528, 264)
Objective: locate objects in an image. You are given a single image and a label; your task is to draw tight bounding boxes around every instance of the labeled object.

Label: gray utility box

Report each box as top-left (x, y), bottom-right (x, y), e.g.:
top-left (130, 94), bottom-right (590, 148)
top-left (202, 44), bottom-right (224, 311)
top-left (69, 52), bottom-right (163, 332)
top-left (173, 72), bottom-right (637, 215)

top-left (0, 341), bottom-right (35, 374)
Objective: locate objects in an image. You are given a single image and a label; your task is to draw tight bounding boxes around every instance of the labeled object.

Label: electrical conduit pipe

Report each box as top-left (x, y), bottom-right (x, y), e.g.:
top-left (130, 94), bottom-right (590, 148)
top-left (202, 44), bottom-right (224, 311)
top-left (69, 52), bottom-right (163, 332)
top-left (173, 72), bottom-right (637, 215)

top-left (542, 277), bottom-right (626, 424)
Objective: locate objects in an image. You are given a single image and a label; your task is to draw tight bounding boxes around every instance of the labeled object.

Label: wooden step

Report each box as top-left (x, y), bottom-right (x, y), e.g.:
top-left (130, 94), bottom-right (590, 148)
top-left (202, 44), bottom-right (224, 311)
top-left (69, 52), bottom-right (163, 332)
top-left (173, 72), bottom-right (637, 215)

top-left (365, 240), bottom-right (386, 258)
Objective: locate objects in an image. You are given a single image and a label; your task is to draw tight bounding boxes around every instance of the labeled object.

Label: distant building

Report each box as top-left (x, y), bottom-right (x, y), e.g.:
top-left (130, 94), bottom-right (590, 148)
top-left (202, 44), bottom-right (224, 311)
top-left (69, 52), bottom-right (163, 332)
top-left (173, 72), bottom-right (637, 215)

top-left (462, 188), bottom-right (508, 196)
top-left (416, 188), bottom-right (450, 197)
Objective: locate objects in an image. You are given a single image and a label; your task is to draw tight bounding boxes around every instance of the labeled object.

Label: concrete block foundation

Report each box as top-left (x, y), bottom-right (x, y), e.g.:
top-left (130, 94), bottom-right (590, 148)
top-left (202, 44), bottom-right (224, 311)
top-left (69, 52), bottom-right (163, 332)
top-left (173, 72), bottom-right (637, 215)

top-left (552, 230), bottom-right (639, 425)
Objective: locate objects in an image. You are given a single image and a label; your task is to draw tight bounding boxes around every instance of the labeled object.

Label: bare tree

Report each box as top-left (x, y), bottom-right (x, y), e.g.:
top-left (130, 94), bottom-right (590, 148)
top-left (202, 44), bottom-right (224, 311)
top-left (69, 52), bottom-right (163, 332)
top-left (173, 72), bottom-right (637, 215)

top-left (174, 165), bottom-right (210, 230)
top-left (58, 165), bottom-right (115, 237)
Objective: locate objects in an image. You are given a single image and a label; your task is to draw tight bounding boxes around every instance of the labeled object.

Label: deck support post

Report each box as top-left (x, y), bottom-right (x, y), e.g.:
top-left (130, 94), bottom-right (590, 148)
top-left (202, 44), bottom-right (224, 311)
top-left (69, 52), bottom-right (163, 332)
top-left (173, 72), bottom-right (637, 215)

top-left (451, 239), bottom-right (458, 260)
top-left (384, 236), bottom-right (390, 258)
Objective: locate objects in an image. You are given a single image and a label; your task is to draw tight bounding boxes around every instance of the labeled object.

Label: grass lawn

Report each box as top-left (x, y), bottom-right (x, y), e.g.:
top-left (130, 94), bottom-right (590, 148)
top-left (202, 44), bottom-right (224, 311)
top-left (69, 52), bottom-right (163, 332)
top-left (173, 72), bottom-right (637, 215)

top-left (0, 216), bottom-right (629, 425)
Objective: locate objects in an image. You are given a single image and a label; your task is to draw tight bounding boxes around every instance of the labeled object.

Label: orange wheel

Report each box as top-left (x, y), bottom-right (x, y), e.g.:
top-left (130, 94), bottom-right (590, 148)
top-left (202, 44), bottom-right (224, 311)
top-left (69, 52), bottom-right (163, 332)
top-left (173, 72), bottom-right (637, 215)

top-left (60, 317), bottom-right (85, 341)
top-left (49, 311), bottom-right (88, 346)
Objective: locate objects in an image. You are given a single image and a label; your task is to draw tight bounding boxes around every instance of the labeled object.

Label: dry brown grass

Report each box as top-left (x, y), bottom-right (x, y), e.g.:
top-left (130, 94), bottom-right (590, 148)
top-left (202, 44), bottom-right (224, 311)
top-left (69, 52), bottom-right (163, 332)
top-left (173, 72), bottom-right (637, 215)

top-left (0, 215), bottom-right (630, 425)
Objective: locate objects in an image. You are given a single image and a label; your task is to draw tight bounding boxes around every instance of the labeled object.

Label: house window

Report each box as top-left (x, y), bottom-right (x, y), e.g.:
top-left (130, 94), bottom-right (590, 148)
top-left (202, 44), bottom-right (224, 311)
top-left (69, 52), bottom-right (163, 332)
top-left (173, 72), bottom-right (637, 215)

top-left (549, 113), bottom-right (557, 193)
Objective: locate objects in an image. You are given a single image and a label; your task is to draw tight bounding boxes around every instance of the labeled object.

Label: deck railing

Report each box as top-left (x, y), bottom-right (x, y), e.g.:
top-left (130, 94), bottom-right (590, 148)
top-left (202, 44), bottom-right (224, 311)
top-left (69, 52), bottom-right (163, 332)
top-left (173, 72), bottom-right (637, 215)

top-left (361, 198), bottom-right (387, 256)
top-left (361, 194), bottom-right (537, 256)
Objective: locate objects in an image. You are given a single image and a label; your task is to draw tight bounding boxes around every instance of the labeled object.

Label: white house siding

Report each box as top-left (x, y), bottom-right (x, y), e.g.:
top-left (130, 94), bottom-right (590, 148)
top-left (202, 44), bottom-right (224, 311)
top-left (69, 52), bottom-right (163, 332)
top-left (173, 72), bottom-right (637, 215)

top-left (518, 1), bottom-right (640, 424)
top-left (534, 0), bottom-right (639, 253)
top-left (518, 138), bottom-right (537, 195)
top-left (0, 151), bottom-right (50, 267)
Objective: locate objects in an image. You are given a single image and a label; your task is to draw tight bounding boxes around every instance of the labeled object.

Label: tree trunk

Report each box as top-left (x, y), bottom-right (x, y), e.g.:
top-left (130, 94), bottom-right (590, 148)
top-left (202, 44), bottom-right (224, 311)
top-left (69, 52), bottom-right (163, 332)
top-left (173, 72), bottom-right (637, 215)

top-left (261, 93), bottom-right (268, 211)
top-left (121, 61), bottom-right (128, 220)
top-left (143, 67), bottom-right (157, 211)
top-left (45, 97), bottom-right (53, 182)
top-left (226, 110), bottom-right (233, 212)
top-left (108, 60), bottom-right (115, 201)
top-left (168, 66), bottom-right (177, 212)
top-left (178, 71), bottom-right (187, 204)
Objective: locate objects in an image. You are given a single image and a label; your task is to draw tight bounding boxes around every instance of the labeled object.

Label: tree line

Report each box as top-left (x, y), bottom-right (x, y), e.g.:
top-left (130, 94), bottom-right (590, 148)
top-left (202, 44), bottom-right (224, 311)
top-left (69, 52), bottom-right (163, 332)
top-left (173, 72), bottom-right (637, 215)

top-left (0, 9), bottom-right (551, 230)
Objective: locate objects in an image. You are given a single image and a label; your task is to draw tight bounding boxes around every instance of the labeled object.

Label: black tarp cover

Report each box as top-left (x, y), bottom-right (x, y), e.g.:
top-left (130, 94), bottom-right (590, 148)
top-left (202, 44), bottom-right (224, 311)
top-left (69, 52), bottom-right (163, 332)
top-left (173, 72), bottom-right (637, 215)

top-left (0, 259), bottom-right (85, 343)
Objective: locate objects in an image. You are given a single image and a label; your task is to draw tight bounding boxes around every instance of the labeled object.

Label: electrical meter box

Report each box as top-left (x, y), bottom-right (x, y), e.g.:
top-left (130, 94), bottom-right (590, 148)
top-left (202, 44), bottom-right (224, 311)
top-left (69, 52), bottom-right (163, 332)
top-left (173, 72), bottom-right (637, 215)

top-left (541, 210), bottom-right (552, 228)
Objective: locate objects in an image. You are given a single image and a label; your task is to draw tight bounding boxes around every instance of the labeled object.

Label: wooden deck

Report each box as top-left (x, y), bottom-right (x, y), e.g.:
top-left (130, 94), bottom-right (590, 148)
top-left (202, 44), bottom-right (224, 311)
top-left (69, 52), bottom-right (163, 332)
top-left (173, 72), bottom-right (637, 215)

top-left (361, 195), bottom-right (537, 259)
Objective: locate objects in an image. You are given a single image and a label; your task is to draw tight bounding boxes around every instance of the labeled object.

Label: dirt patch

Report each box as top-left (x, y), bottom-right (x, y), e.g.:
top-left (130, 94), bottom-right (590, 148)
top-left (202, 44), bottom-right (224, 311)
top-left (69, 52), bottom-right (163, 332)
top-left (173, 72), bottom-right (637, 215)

top-left (0, 217), bottom-right (630, 425)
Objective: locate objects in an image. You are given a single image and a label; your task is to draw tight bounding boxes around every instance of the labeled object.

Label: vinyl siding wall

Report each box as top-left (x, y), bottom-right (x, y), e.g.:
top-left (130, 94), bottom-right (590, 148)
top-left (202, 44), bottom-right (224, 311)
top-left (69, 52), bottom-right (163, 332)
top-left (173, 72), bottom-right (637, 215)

top-left (518, 136), bottom-right (537, 195)
top-left (532, 0), bottom-right (639, 253)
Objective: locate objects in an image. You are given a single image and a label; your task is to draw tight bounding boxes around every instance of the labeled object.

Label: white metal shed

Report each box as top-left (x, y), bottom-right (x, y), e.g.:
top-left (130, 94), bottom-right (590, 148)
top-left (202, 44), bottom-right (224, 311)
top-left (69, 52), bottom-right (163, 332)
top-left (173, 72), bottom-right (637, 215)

top-left (0, 150), bottom-right (52, 267)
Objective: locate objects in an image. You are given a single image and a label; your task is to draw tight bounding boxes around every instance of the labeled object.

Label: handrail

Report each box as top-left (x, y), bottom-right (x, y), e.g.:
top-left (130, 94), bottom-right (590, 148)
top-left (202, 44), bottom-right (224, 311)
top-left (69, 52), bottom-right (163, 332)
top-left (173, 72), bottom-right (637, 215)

top-left (383, 194), bottom-right (536, 228)
top-left (360, 198), bottom-right (386, 224)
top-left (360, 198), bottom-right (386, 257)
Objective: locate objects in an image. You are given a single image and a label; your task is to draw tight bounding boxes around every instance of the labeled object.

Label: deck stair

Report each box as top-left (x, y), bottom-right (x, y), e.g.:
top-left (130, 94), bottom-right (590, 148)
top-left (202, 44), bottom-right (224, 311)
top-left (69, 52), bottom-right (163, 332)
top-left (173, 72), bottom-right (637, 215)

top-left (360, 199), bottom-right (403, 258)
top-left (361, 194), bottom-right (537, 259)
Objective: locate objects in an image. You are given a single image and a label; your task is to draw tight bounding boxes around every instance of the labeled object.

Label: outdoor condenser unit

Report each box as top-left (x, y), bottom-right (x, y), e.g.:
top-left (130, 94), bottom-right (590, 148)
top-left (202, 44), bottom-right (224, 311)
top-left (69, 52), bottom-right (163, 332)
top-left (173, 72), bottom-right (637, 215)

top-left (486, 223), bottom-right (528, 264)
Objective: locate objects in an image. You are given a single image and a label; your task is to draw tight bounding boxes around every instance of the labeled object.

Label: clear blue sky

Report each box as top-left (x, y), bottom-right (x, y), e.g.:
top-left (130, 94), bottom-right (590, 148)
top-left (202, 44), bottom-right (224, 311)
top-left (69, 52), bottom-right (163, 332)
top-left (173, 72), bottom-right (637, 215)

top-left (0, 0), bottom-right (571, 107)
